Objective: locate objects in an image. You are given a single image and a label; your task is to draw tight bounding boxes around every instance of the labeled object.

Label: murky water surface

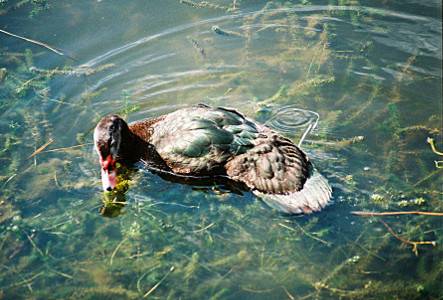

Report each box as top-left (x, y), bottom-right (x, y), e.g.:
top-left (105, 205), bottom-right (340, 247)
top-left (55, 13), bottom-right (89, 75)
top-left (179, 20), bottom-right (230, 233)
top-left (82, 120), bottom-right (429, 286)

top-left (1, 1), bottom-right (441, 299)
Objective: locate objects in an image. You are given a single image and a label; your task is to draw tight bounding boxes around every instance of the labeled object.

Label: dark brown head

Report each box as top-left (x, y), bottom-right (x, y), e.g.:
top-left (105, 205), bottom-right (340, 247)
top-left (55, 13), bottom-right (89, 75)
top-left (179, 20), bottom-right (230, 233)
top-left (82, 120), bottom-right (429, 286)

top-left (94, 115), bottom-right (131, 191)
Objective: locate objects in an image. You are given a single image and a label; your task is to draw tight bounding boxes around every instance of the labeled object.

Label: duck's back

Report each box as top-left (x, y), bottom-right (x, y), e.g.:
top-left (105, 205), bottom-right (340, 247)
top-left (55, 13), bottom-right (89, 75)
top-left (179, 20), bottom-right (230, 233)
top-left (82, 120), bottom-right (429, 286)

top-left (149, 104), bottom-right (259, 174)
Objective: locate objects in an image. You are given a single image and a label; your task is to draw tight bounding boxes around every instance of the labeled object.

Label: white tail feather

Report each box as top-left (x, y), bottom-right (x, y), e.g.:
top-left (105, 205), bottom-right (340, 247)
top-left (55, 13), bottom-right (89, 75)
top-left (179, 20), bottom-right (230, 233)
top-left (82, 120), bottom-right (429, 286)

top-left (254, 168), bottom-right (332, 214)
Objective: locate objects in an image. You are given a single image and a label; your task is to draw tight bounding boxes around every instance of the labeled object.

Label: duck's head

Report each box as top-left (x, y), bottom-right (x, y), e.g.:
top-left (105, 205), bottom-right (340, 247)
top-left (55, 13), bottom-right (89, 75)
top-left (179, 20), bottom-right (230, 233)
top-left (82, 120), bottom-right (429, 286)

top-left (94, 115), bottom-right (128, 191)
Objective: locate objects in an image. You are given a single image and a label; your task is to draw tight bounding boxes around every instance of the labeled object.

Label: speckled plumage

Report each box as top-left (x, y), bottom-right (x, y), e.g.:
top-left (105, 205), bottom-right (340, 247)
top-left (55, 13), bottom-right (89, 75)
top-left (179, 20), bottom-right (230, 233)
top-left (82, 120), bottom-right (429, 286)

top-left (94, 104), bottom-right (332, 214)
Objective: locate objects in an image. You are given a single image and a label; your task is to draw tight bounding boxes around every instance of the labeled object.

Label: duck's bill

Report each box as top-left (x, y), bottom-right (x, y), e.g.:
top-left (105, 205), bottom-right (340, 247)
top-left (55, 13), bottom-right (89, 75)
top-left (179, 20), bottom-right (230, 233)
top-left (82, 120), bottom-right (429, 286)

top-left (101, 168), bottom-right (117, 191)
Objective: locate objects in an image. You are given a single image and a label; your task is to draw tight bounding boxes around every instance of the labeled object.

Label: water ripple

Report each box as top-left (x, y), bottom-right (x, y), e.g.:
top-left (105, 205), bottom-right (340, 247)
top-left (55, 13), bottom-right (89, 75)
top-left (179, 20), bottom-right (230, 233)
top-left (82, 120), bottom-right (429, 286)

top-left (265, 106), bottom-right (319, 146)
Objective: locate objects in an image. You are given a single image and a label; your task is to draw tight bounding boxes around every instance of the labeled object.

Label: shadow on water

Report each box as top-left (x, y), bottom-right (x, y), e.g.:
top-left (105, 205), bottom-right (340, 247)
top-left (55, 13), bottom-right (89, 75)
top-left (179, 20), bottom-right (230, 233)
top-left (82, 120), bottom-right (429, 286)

top-left (0, 0), bottom-right (441, 299)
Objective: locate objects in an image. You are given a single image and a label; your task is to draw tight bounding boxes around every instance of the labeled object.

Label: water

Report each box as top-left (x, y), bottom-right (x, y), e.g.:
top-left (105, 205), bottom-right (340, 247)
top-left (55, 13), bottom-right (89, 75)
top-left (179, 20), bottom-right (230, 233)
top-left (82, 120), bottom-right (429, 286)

top-left (1, 0), bottom-right (441, 299)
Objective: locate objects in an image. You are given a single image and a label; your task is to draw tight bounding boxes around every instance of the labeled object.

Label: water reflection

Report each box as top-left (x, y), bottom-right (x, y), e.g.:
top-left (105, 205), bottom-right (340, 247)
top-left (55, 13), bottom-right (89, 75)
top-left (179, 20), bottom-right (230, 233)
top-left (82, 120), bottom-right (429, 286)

top-left (99, 163), bottom-right (250, 218)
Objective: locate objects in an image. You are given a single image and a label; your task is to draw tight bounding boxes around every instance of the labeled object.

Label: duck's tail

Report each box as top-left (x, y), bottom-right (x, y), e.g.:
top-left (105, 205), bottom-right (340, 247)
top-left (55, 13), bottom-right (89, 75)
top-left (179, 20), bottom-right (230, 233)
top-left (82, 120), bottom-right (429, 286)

top-left (253, 168), bottom-right (332, 214)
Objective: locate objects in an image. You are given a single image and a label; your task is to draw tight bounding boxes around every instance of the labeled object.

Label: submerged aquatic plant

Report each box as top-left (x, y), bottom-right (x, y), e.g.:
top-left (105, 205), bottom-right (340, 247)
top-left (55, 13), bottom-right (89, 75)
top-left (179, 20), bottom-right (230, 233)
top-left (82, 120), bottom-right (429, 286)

top-left (0, 0), bottom-right (51, 17)
top-left (427, 137), bottom-right (443, 168)
top-left (180, 0), bottom-right (239, 12)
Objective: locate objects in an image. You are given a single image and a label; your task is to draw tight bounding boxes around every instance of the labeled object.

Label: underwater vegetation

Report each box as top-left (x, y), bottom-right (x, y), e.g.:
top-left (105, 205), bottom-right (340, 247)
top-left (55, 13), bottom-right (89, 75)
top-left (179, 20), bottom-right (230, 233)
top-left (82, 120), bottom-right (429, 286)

top-left (0, 0), bottom-right (442, 299)
top-left (0, 0), bottom-right (51, 18)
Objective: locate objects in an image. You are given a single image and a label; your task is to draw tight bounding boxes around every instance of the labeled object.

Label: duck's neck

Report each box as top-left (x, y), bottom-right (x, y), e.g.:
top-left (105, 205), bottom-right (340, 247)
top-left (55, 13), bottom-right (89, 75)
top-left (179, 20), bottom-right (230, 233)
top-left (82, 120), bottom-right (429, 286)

top-left (127, 115), bottom-right (169, 169)
top-left (128, 115), bottom-right (165, 143)
top-left (116, 126), bottom-right (147, 165)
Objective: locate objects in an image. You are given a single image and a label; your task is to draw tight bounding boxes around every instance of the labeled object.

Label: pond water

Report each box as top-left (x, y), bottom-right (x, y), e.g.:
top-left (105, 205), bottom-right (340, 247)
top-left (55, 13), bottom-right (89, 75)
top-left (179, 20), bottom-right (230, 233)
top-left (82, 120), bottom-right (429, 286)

top-left (0, 0), bottom-right (442, 299)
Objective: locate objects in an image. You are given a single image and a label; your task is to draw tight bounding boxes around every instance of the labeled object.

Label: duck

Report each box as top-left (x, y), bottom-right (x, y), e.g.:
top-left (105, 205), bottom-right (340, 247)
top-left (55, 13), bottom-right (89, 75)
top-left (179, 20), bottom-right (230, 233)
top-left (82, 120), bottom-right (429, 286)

top-left (93, 103), bottom-right (332, 214)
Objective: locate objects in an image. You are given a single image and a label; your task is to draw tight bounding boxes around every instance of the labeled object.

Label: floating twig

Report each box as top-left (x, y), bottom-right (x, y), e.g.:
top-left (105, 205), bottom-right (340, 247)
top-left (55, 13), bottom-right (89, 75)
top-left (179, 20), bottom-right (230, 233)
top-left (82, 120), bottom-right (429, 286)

top-left (136, 265), bottom-right (161, 294)
top-left (1, 174), bottom-right (17, 189)
top-left (353, 211), bottom-right (439, 255)
top-left (352, 211), bottom-right (443, 216)
top-left (28, 142), bottom-right (93, 159)
top-left (41, 143), bottom-right (93, 153)
top-left (413, 169), bottom-right (440, 186)
top-left (376, 217), bottom-right (436, 256)
top-left (24, 230), bottom-right (44, 257)
top-left (427, 137), bottom-right (443, 155)
top-left (427, 137), bottom-right (443, 168)
top-left (143, 266), bottom-right (175, 298)
top-left (27, 138), bottom-right (54, 159)
top-left (242, 287), bottom-right (272, 294)
top-left (306, 43), bottom-right (322, 79)
top-left (193, 222), bottom-right (214, 233)
top-left (0, 29), bottom-right (71, 58)
top-left (279, 222), bottom-right (331, 246)
top-left (51, 269), bottom-right (73, 279)
top-left (282, 285), bottom-right (295, 300)
top-left (110, 237), bottom-right (128, 266)
top-left (10, 271), bottom-right (45, 288)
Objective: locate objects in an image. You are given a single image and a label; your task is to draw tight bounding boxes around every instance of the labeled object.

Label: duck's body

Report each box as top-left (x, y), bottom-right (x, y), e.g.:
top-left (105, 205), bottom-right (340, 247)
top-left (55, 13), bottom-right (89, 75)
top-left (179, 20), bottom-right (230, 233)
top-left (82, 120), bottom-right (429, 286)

top-left (94, 104), bottom-right (331, 214)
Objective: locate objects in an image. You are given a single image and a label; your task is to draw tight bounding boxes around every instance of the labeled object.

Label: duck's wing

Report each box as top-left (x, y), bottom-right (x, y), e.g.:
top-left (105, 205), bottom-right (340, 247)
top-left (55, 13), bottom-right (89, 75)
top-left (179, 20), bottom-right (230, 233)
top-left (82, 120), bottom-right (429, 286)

top-left (149, 105), bottom-right (259, 174)
top-left (225, 127), bottom-right (310, 194)
top-left (226, 126), bottom-right (332, 214)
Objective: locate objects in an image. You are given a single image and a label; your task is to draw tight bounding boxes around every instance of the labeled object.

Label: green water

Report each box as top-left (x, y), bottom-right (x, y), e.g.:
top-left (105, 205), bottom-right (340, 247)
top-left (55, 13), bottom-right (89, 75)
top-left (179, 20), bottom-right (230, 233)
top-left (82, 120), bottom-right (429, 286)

top-left (0, 0), bottom-right (441, 299)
